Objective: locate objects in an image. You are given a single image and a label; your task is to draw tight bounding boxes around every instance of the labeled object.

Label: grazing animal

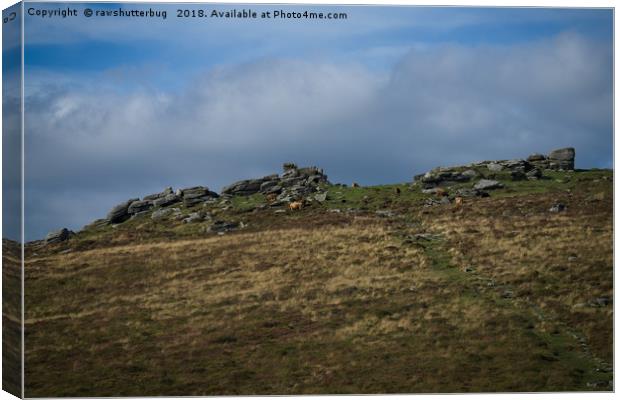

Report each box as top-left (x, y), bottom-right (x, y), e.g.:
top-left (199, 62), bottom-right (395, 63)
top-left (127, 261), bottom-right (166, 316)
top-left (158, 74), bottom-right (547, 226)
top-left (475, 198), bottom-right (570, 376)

top-left (288, 201), bottom-right (303, 211)
top-left (452, 196), bottom-right (463, 212)
top-left (265, 193), bottom-right (278, 203)
top-left (394, 187), bottom-right (401, 195)
top-left (352, 182), bottom-right (360, 188)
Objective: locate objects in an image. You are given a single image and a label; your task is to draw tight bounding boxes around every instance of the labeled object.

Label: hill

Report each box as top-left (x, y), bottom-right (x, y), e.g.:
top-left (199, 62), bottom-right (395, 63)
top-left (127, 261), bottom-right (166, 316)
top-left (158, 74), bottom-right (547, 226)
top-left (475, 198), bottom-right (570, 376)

top-left (13, 150), bottom-right (613, 395)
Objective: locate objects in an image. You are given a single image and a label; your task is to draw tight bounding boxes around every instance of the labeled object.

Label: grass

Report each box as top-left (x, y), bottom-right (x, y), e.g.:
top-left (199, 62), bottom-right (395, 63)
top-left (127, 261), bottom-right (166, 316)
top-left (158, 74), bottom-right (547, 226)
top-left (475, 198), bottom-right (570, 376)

top-left (20, 168), bottom-right (613, 395)
top-left (3, 239), bottom-right (22, 397)
top-left (425, 189), bottom-right (613, 365)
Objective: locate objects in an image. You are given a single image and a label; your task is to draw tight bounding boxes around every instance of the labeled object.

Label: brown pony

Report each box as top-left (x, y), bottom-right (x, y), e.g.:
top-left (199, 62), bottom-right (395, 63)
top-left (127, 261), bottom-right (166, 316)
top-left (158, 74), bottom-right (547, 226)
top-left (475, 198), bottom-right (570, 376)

top-left (288, 201), bottom-right (303, 211)
top-left (452, 196), bottom-right (463, 213)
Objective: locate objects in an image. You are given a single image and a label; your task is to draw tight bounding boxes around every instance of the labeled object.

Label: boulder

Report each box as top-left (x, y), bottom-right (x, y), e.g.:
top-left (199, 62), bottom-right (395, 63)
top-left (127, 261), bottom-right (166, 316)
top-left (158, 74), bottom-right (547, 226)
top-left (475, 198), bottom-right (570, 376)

top-left (127, 200), bottom-right (153, 215)
top-left (180, 186), bottom-right (218, 206)
top-left (487, 163), bottom-right (503, 172)
top-left (143, 193), bottom-right (161, 201)
top-left (106, 198), bottom-right (139, 223)
top-left (259, 180), bottom-right (280, 193)
top-left (221, 178), bottom-right (265, 196)
top-left (280, 176), bottom-right (307, 187)
top-left (289, 184), bottom-right (314, 195)
top-left (419, 170), bottom-right (471, 188)
top-left (181, 186), bottom-right (209, 199)
top-left (307, 174), bottom-right (325, 184)
top-left (263, 174), bottom-right (280, 181)
top-left (527, 153), bottom-right (546, 162)
top-left (263, 185), bottom-right (282, 195)
top-left (183, 198), bottom-right (202, 207)
top-left (413, 173), bottom-right (426, 183)
top-left (153, 194), bottom-right (180, 208)
top-left (282, 168), bottom-right (300, 178)
top-left (547, 147), bottom-right (575, 170)
top-left (473, 179), bottom-right (503, 191)
top-left (208, 220), bottom-right (239, 233)
top-left (151, 207), bottom-right (181, 221)
top-left (45, 228), bottom-right (74, 244)
top-left (461, 170), bottom-right (479, 179)
top-left (500, 159), bottom-right (533, 173)
top-left (526, 168), bottom-right (542, 180)
top-left (183, 212), bottom-right (203, 224)
top-left (144, 187), bottom-right (173, 201)
top-left (314, 192), bottom-right (328, 202)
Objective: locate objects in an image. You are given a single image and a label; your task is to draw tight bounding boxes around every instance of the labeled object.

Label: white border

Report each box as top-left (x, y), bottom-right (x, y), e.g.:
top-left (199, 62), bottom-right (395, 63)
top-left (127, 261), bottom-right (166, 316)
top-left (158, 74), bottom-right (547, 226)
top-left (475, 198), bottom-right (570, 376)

top-left (19, 1), bottom-right (24, 398)
top-left (0, 1), bottom-right (615, 400)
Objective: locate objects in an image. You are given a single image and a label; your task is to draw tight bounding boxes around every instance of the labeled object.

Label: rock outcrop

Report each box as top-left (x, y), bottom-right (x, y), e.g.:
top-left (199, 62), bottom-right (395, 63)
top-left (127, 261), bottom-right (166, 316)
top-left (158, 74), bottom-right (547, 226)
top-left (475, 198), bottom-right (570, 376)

top-left (106, 198), bottom-right (139, 224)
top-left (143, 187), bottom-right (173, 201)
top-left (102, 163), bottom-right (328, 226)
top-left (180, 186), bottom-right (219, 207)
top-left (414, 147), bottom-right (575, 189)
top-left (221, 176), bottom-right (276, 197)
top-left (151, 207), bottom-right (181, 221)
top-left (127, 200), bottom-right (153, 215)
top-left (526, 148), bottom-right (575, 171)
top-left (105, 186), bottom-right (218, 224)
top-left (222, 163), bottom-right (329, 203)
top-left (93, 149), bottom-right (577, 229)
top-left (152, 194), bottom-right (181, 208)
top-left (44, 228), bottom-right (74, 244)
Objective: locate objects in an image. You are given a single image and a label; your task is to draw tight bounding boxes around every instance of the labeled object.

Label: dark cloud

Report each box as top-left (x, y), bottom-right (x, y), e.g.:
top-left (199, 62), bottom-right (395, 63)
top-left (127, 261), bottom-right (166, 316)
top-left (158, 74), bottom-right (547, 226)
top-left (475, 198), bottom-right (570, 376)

top-left (23, 32), bottom-right (612, 240)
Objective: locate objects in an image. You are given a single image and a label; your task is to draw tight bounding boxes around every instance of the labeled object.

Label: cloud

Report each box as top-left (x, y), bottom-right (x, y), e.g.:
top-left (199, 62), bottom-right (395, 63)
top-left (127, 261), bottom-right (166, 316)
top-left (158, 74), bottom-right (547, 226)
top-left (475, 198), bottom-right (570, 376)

top-left (22, 31), bottom-right (612, 240)
top-left (379, 31), bottom-right (612, 163)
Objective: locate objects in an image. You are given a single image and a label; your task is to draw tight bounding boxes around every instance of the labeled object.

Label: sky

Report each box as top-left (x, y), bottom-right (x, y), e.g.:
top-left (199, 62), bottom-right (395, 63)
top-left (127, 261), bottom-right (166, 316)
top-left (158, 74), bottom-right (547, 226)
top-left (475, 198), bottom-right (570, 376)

top-left (3, 3), bottom-right (22, 242)
top-left (4, 3), bottom-right (614, 241)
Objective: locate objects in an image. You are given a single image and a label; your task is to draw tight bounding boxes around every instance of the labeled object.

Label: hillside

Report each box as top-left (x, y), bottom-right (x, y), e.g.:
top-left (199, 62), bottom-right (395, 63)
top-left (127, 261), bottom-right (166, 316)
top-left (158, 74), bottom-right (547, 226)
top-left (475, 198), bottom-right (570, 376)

top-left (15, 152), bottom-right (613, 395)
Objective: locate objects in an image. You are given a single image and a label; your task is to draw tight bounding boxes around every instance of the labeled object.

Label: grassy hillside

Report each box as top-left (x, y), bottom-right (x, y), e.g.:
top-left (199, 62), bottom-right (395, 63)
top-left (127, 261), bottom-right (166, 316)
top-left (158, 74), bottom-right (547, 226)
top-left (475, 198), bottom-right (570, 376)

top-left (3, 239), bottom-right (22, 397)
top-left (22, 169), bottom-right (612, 396)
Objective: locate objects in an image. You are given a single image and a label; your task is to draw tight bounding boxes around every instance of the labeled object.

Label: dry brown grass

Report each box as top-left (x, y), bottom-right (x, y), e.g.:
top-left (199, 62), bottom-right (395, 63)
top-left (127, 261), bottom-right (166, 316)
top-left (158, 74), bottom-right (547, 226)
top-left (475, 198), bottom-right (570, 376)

top-left (27, 223), bottom-right (426, 331)
top-left (423, 190), bottom-right (613, 365)
top-left (24, 208), bottom-right (611, 395)
top-left (3, 240), bottom-right (22, 397)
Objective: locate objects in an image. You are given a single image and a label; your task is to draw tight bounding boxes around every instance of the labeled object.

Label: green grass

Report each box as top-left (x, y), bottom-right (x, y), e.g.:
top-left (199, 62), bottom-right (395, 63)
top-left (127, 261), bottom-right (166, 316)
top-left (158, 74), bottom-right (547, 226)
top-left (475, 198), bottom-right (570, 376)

top-left (323, 183), bottom-right (424, 211)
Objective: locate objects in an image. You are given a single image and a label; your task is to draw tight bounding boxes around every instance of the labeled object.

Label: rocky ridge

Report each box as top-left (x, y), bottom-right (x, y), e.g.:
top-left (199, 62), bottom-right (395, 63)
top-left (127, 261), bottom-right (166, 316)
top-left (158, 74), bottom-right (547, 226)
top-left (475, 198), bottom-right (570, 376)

top-left (43, 148), bottom-right (576, 243)
top-left (47, 163), bottom-right (330, 242)
top-left (105, 186), bottom-right (219, 225)
top-left (221, 162), bottom-right (329, 204)
top-left (413, 147), bottom-right (575, 197)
